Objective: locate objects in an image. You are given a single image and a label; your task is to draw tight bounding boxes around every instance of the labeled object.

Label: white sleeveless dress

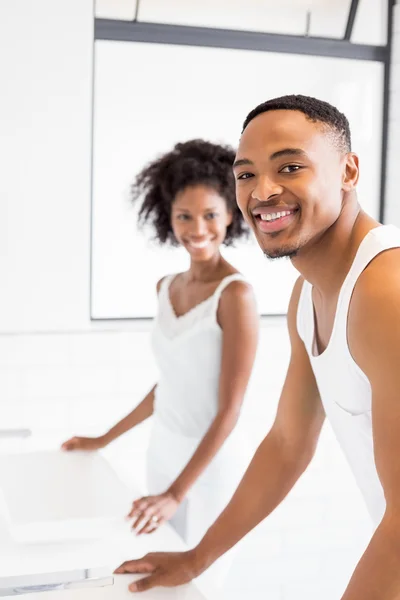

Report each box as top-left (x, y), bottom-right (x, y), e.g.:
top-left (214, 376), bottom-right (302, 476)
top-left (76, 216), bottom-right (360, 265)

top-left (297, 225), bottom-right (400, 526)
top-left (147, 273), bottom-right (252, 552)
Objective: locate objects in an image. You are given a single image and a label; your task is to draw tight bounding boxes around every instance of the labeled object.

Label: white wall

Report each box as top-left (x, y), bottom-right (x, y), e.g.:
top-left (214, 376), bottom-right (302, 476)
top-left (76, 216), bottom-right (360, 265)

top-left (352, 0), bottom-right (388, 45)
top-left (92, 42), bottom-right (383, 319)
top-left (0, 0), bottom-right (93, 333)
top-left (385, 1), bottom-right (400, 226)
top-left (0, 1), bottom-right (382, 598)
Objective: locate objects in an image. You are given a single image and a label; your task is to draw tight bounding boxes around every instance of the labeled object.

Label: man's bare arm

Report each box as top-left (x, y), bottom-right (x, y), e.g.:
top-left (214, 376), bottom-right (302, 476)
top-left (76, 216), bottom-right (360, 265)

top-left (194, 277), bottom-right (324, 569)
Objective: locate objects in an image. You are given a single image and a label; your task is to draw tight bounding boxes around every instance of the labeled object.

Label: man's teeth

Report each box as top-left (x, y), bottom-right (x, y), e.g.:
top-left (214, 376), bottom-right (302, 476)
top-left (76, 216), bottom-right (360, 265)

top-left (260, 210), bottom-right (293, 222)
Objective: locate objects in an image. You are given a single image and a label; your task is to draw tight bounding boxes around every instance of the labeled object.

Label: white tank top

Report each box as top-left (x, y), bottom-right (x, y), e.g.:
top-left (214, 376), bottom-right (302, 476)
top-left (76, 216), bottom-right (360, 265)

top-left (151, 273), bottom-right (247, 439)
top-left (297, 225), bottom-right (400, 525)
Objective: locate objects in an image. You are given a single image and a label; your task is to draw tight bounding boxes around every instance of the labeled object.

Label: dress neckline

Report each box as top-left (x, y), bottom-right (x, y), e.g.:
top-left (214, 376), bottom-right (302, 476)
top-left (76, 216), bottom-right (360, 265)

top-left (166, 273), bottom-right (240, 321)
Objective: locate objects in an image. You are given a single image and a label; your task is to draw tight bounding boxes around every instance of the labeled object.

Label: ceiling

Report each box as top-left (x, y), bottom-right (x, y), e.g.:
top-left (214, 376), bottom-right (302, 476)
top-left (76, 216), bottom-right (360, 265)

top-left (95, 0), bottom-right (388, 45)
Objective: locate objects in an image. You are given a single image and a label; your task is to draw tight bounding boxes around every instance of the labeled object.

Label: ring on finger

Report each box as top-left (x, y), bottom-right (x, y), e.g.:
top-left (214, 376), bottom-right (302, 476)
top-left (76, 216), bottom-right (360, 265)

top-left (151, 515), bottom-right (159, 524)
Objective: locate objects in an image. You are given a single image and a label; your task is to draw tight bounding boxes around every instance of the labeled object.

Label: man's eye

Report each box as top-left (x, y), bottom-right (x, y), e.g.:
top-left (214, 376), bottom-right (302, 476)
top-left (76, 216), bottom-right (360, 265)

top-left (280, 165), bottom-right (302, 174)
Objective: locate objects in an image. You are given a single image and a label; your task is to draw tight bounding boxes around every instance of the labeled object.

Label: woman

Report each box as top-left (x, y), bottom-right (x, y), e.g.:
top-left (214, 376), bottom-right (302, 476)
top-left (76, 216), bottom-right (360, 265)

top-left (62, 139), bottom-right (259, 554)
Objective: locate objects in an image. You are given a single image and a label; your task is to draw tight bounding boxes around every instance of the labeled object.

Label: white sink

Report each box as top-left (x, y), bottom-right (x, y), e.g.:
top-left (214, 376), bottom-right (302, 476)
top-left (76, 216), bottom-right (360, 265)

top-left (0, 450), bottom-right (132, 543)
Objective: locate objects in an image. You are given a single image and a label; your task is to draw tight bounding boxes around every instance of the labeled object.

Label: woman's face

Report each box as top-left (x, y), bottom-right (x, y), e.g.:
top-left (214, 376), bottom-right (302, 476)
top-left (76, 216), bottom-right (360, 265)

top-left (171, 185), bottom-right (232, 261)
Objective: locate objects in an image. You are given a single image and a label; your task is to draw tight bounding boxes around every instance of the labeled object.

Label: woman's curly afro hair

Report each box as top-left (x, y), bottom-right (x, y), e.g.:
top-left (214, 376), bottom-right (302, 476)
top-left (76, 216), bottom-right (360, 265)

top-left (132, 139), bottom-right (248, 246)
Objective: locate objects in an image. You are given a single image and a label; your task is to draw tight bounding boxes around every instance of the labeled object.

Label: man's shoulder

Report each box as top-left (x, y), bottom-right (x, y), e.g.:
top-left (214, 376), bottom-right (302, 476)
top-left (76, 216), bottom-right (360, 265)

top-left (355, 246), bottom-right (400, 301)
top-left (349, 246), bottom-right (400, 383)
top-left (349, 247), bottom-right (400, 346)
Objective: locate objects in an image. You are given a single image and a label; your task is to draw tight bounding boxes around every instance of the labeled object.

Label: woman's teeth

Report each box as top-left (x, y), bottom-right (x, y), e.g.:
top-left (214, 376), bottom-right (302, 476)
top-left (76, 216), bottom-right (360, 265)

top-left (260, 210), bottom-right (293, 222)
top-left (189, 240), bottom-right (210, 249)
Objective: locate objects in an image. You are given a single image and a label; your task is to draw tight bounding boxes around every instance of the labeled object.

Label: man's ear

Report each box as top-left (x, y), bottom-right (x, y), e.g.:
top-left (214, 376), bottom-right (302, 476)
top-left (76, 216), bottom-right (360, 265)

top-left (342, 152), bottom-right (359, 191)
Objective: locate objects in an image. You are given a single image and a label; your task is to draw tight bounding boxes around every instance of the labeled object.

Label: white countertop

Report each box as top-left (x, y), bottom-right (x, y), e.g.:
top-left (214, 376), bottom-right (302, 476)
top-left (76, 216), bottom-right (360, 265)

top-left (0, 433), bottom-right (213, 600)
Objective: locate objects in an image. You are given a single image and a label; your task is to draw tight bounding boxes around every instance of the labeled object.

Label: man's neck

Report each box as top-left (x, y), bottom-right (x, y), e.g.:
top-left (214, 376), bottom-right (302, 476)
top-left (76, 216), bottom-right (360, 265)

top-left (291, 202), bottom-right (379, 298)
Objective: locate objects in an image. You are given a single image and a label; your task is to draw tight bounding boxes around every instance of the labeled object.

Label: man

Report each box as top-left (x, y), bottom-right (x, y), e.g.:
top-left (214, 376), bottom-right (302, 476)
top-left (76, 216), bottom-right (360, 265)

top-left (115, 95), bottom-right (400, 599)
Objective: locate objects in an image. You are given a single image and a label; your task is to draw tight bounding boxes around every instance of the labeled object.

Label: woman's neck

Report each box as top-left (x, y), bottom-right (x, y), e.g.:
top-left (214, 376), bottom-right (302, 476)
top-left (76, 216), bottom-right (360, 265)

top-left (186, 252), bottom-right (226, 283)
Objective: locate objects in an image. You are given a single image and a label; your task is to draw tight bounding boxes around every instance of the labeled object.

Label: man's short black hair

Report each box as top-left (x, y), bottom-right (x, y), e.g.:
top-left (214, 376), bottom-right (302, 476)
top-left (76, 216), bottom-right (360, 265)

top-left (242, 94), bottom-right (351, 153)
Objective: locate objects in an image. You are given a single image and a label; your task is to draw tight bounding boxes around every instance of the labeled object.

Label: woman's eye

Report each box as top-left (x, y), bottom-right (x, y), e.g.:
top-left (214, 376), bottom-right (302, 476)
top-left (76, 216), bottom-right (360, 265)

top-left (237, 172), bottom-right (254, 181)
top-left (177, 214), bottom-right (190, 221)
top-left (205, 212), bottom-right (218, 220)
top-left (280, 165), bottom-right (302, 174)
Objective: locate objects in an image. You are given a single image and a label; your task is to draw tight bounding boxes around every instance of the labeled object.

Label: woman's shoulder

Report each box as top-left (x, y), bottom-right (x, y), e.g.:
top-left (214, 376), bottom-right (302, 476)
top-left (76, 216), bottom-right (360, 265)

top-left (156, 277), bottom-right (166, 295)
top-left (217, 265), bottom-right (252, 290)
top-left (216, 270), bottom-right (255, 309)
top-left (219, 276), bottom-right (254, 301)
top-left (156, 273), bottom-right (181, 295)
top-left (216, 275), bottom-right (257, 330)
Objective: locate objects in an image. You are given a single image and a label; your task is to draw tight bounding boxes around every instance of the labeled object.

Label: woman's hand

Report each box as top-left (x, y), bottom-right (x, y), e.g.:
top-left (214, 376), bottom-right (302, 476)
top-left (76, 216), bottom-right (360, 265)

top-left (61, 435), bottom-right (107, 451)
top-left (127, 491), bottom-right (181, 535)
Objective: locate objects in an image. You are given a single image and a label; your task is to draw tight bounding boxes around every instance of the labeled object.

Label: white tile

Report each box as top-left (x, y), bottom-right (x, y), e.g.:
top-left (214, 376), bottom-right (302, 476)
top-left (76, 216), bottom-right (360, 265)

top-left (23, 397), bottom-right (71, 430)
top-left (0, 337), bottom-right (23, 367)
top-left (117, 331), bottom-right (154, 364)
top-left (22, 366), bottom-right (74, 399)
top-left (283, 522), bottom-right (369, 554)
top-left (277, 552), bottom-right (323, 581)
top-left (0, 397), bottom-right (26, 428)
top-left (66, 333), bottom-right (121, 366)
top-left (0, 368), bottom-right (23, 400)
top-left (265, 495), bottom-right (326, 531)
top-left (3, 336), bottom-right (69, 367)
top-left (79, 365), bottom-right (120, 395)
top-left (283, 577), bottom-right (346, 600)
top-left (235, 526), bottom-right (284, 558)
top-left (223, 579), bottom-right (282, 600)
top-left (116, 365), bottom-right (157, 395)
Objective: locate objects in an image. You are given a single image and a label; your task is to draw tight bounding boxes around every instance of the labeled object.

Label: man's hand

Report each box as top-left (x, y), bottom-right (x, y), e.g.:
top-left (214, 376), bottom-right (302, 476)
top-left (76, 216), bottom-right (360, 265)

top-left (114, 550), bottom-right (201, 593)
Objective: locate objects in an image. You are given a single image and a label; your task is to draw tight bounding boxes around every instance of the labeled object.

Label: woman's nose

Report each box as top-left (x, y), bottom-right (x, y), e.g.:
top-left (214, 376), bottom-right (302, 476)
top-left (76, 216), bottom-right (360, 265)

top-left (190, 218), bottom-right (208, 236)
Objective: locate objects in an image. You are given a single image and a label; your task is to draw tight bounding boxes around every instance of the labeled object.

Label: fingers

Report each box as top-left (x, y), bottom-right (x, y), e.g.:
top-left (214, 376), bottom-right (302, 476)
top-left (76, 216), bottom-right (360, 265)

top-left (114, 557), bottom-right (155, 575)
top-left (116, 553), bottom-right (192, 593)
top-left (127, 497), bottom-right (148, 519)
top-left (133, 508), bottom-right (158, 534)
top-left (136, 514), bottom-right (158, 535)
top-left (141, 516), bottom-right (165, 535)
top-left (128, 496), bottom-right (167, 534)
top-left (129, 572), bottom-right (163, 593)
top-left (61, 437), bottom-right (78, 451)
top-left (129, 498), bottom-right (156, 532)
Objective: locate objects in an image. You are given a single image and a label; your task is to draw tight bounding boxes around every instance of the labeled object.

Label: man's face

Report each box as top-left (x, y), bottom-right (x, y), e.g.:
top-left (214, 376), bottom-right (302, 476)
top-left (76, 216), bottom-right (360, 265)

top-left (234, 110), bottom-right (355, 259)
